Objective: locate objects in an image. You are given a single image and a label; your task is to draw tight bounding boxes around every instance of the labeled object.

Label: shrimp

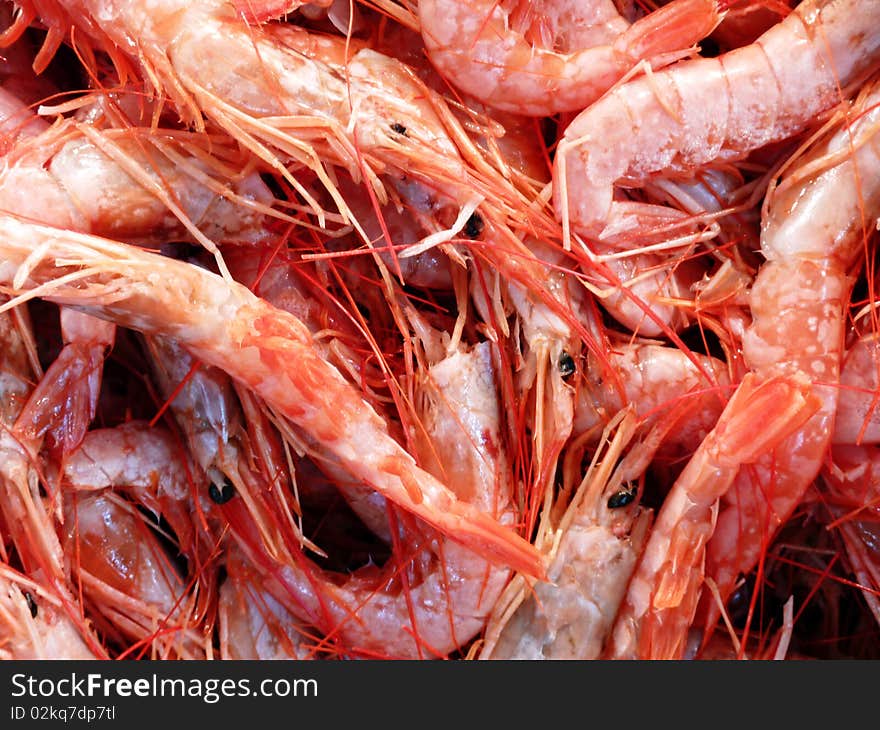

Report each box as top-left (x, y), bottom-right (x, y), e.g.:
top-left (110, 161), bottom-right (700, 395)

top-left (834, 331), bottom-right (880, 444)
top-left (0, 563), bottom-right (99, 659)
top-left (574, 342), bottom-right (730, 459)
top-left (229, 340), bottom-right (516, 658)
top-left (143, 334), bottom-right (318, 560)
top-left (0, 215), bottom-right (543, 579)
top-left (699, 74), bottom-right (880, 643)
top-left (15, 307), bottom-right (115, 459)
top-left (0, 300), bottom-right (67, 583)
top-left (553, 0), bottom-right (880, 244)
top-left (419, 0), bottom-right (723, 116)
top-left (60, 422), bottom-right (212, 658)
top-left (0, 86), bottom-right (275, 250)
top-left (12, 0), bottom-right (575, 330)
top-left (607, 373), bottom-right (820, 659)
top-left (480, 410), bottom-right (652, 659)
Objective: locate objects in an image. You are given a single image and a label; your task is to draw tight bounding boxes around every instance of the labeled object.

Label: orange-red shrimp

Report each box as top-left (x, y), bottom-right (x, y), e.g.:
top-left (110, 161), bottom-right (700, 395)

top-left (0, 216), bottom-right (543, 579)
top-left (419, 0), bottom-right (723, 116)
top-left (230, 340), bottom-right (516, 658)
top-left (698, 75), bottom-right (880, 644)
top-left (553, 0), bottom-right (880, 244)
top-left (607, 373), bottom-right (821, 659)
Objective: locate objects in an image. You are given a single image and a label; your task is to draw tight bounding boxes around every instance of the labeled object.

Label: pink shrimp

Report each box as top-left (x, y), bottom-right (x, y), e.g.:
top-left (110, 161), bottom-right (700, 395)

top-left (697, 75), bottom-right (880, 645)
top-left (0, 215), bottom-right (543, 579)
top-left (553, 0), bottom-right (880, 245)
top-left (228, 340), bottom-right (516, 658)
top-left (61, 422), bottom-right (213, 658)
top-left (419, 0), bottom-right (723, 116)
top-left (607, 373), bottom-right (821, 659)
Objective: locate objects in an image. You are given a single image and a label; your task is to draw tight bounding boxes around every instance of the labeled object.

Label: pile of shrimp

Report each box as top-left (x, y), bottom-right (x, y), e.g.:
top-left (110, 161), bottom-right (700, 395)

top-left (1, 0), bottom-right (880, 661)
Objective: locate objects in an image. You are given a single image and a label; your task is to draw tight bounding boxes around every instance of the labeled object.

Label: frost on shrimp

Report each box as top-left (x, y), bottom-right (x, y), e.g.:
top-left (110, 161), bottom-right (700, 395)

top-left (700, 73), bottom-right (880, 642)
top-left (0, 216), bottom-right (543, 579)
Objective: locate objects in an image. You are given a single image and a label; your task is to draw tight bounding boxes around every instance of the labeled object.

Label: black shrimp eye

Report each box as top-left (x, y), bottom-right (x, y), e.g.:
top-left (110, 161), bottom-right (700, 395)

top-left (607, 484), bottom-right (637, 509)
top-left (208, 479), bottom-right (236, 505)
top-left (390, 122), bottom-right (408, 136)
top-left (558, 351), bottom-right (576, 379)
top-left (23, 591), bottom-right (38, 618)
top-left (463, 212), bottom-right (484, 239)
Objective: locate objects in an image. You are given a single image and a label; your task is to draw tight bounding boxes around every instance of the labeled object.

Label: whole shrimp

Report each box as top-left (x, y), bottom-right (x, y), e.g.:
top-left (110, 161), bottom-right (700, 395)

top-left (611, 72), bottom-right (880, 658)
top-left (229, 339), bottom-right (516, 658)
top-left (419, 0), bottom-right (723, 116)
top-left (0, 215), bottom-right (543, 578)
top-left (698, 74), bottom-right (880, 646)
top-left (554, 0), bottom-right (880, 244)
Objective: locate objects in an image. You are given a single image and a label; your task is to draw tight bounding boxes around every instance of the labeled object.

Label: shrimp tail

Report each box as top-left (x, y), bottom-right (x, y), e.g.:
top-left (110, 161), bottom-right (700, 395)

top-left (618, 0), bottom-right (725, 66)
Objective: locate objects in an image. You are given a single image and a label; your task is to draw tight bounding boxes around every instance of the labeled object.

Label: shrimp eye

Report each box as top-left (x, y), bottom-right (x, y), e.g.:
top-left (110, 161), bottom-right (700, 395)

top-left (464, 212), bottom-right (484, 239)
top-left (607, 484), bottom-right (637, 509)
top-left (558, 351), bottom-right (576, 378)
top-left (209, 479), bottom-right (236, 505)
top-left (23, 591), bottom-right (38, 618)
top-left (390, 122), bottom-right (408, 136)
